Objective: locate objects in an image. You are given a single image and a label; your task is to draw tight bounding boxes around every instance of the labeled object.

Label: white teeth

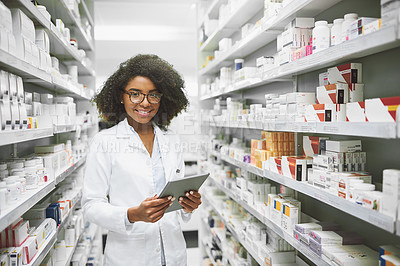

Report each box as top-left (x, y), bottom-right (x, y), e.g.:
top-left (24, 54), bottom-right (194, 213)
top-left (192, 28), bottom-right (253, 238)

top-left (137, 110), bottom-right (150, 114)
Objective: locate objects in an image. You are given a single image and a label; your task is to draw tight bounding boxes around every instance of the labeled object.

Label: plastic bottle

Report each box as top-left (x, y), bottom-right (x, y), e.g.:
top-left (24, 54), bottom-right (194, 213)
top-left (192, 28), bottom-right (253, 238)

top-left (331, 18), bottom-right (344, 46)
top-left (34, 158), bottom-right (46, 184)
top-left (312, 21), bottom-right (330, 53)
top-left (340, 13), bottom-right (358, 43)
top-left (24, 166), bottom-right (38, 190)
top-left (234, 59), bottom-right (244, 71)
top-left (0, 181), bottom-right (7, 211)
top-left (5, 177), bottom-right (18, 202)
top-left (19, 177), bottom-right (26, 194)
top-left (10, 175), bottom-right (21, 197)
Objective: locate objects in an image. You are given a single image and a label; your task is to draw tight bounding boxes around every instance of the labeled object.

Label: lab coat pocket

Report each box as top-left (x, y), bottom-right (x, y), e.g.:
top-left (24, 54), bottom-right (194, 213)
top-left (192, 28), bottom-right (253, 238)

top-left (104, 232), bottom-right (146, 265)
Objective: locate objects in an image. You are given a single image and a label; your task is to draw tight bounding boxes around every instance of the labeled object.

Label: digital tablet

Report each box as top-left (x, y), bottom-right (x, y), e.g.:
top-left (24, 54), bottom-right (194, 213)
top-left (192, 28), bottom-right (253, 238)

top-left (158, 173), bottom-right (210, 213)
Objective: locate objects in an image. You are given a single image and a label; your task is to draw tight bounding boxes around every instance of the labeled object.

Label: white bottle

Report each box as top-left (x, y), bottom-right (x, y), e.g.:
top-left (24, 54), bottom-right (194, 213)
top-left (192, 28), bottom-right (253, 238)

top-left (0, 181), bottom-right (7, 211)
top-left (331, 18), bottom-right (344, 46)
top-left (9, 176), bottom-right (21, 197)
top-left (340, 13), bottom-right (358, 43)
top-left (5, 177), bottom-right (18, 202)
top-left (19, 177), bottom-right (26, 194)
top-left (24, 166), bottom-right (38, 190)
top-left (312, 21), bottom-right (330, 53)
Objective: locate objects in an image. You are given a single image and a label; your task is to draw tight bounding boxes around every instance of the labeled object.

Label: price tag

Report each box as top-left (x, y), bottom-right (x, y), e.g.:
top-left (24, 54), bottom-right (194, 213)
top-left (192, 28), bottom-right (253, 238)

top-left (322, 124), bottom-right (339, 133)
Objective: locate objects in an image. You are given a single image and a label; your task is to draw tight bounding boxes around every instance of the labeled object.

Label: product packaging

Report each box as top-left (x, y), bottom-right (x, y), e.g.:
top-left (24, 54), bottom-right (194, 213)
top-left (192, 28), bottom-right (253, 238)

top-left (285, 17), bottom-right (315, 30)
top-left (281, 156), bottom-right (307, 181)
top-left (286, 92), bottom-right (315, 104)
top-left (303, 136), bottom-right (328, 157)
top-left (346, 101), bottom-right (366, 122)
top-left (321, 140), bottom-right (362, 153)
top-left (316, 83), bottom-right (348, 104)
top-left (382, 169), bottom-right (400, 219)
top-left (9, 247), bottom-right (23, 266)
top-left (22, 236), bottom-right (38, 264)
top-left (281, 202), bottom-right (299, 233)
top-left (327, 63), bottom-right (362, 85)
top-left (365, 96), bottom-right (400, 122)
top-left (12, 220), bottom-right (29, 246)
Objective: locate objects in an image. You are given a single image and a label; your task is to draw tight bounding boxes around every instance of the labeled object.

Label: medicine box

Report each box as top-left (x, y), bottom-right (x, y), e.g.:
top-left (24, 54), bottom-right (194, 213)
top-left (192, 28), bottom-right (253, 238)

top-left (9, 247), bottom-right (23, 266)
top-left (332, 250), bottom-right (378, 266)
top-left (285, 17), bottom-right (315, 30)
top-left (346, 101), bottom-right (366, 122)
top-left (350, 17), bottom-right (379, 31)
top-left (363, 19), bottom-right (381, 35)
top-left (322, 140), bottom-right (362, 153)
top-left (328, 63), bottom-right (362, 85)
top-left (22, 236), bottom-right (38, 264)
top-left (35, 143), bottom-right (65, 154)
top-left (382, 169), bottom-right (400, 219)
top-left (281, 202), bottom-right (299, 233)
top-left (11, 9), bottom-right (35, 43)
top-left (281, 156), bottom-right (307, 181)
top-left (316, 83), bottom-right (348, 104)
top-left (365, 96), bottom-right (400, 122)
top-left (303, 136), bottom-right (328, 157)
top-left (12, 220), bottom-right (29, 246)
top-left (286, 92), bottom-right (315, 104)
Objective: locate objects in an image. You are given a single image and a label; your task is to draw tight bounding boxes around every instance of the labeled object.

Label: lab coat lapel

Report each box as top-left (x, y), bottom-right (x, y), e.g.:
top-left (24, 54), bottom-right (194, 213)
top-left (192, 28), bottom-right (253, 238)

top-left (154, 126), bottom-right (174, 182)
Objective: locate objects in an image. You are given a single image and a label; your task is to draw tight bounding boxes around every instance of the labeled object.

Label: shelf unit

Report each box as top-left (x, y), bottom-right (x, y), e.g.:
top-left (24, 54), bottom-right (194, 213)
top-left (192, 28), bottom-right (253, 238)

top-left (200, 25), bottom-right (400, 100)
top-left (0, 157), bottom-right (85, 232)
top-left (2, 0), bottom-right (95, 76)
top-left (0, 128), bottom-right (54, 146)
top-left (199, 0), bottom-right (344, 77)
top-left (205, 120), bottom-right (399, 139)
top-left (0, 49), bottom-right (91, 100)
top-left (198, 0), bottom-right (400, 260)
top-left (205, 180), bottom-right (331, 266)
top-left (200, 0), bottom-right (264, 53)
top-left (56, 156), bottom-right (86, 185)
top-left (216, 153), bottom-right (396, 233)
top-left (0, 181), bottom-right (55, 232)
top-left (203, 193), bottom-right (266, 266)
top-left (29, 230), bottom-right (58, 266)
top-left (202, 240), bottom-right (219, 266)
top-left (39, 0), bottom-right (94, 51)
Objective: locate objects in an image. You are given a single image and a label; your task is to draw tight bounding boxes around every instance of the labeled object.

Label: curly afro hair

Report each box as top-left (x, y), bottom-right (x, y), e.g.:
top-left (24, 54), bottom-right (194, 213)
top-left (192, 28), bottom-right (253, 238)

top-left (93, 54), bottom-right (189, 130)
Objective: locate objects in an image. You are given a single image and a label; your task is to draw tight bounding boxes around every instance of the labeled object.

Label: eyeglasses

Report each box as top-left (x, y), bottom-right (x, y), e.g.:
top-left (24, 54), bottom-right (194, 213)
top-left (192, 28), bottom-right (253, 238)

top-left (124, 91), bottom-right (163, 104)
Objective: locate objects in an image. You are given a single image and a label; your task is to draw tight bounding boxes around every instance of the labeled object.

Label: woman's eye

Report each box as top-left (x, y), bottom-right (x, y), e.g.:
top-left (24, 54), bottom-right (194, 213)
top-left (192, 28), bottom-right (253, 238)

top-left (131, 92), bottom-right (141, 97)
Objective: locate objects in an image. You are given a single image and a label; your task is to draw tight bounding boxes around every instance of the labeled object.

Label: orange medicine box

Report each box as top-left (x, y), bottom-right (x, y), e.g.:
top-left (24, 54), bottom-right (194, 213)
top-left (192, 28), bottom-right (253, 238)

top-left (316, 83), bottom-right (349, 104)
top-left (282, 156), bottom-right (307, 181)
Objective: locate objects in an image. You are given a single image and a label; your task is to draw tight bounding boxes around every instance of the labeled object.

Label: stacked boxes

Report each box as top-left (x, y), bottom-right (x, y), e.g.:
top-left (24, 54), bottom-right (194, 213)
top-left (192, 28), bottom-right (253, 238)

top-left (252, 131), bottom-right (294, 169)
top-left (277, 17), bottom-right (314, 65)
top-left (0, 2), bottom-right (16, 56)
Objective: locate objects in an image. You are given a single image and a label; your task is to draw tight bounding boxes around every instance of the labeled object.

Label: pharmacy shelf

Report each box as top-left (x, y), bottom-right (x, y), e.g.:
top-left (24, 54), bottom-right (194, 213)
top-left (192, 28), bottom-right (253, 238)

top-left (55, 156), bottom-right (86, 185)
top-left (0, 50), bottom-right (52, 83)
top-left (30, 230), bottom-right (58, 266)
top-left (198, 0), bottom-right (227, 27)
top-left (218, 154), bottom-right (396, 233)
top-left (0, 128), bottom-right (54, 146)
top-left (54, 125), bottom-right (77, 134)
top-left (268, 26), bottom-right (400, 79)
top-left (39, 0), bottom-right (94, 51)
top-left (55, 233), bottom-right (83, 266)
top-left (2, 0), bottom-right (95, 76)
top-left (57, 192), bottom-right (81, 232)
top-left (0, 49), bottom-right (91, 100)
top-left (199, 0), bottom-right (263, 52)
top-left (203, 193), bottom-right (265, 266)
top-left (3, 0), bottom-right (51, 28)
top-left (206, 179), bottom-right (331, 266)
top-left (206, 120), bottom-right (399, 139)
top-left (0, 180), bottom-right (55, 232)
top-left (79, 0), bottom-right (94, 27)
top-left (199, 0), bottom-right (343, 76)
top-left (202, 240), bottom-right (219, 266)
top-left (200, 26), bottom-right (400, 99)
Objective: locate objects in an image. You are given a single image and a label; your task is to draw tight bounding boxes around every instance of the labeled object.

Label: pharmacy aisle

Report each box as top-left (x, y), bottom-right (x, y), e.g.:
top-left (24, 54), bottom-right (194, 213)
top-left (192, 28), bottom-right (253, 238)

top-left (198, 0), bottom-right (400, 265)
top-left (0, 0), bottom-right (100, 265)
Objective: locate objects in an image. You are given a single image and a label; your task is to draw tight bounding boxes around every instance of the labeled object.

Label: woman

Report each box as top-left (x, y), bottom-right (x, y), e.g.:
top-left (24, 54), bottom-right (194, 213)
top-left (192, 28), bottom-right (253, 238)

top-left (82, 54), bottom-right (202, 266)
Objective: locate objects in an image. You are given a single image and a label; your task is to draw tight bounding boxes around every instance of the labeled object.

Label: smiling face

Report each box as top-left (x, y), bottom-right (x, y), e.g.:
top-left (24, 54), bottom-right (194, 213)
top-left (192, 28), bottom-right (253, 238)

top-left (122, 76), bottom-right (161, 127)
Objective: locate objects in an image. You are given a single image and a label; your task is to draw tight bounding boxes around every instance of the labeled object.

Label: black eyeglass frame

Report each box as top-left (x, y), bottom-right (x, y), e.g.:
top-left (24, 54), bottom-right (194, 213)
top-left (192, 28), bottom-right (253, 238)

top-left (123, 91), bottom-right (163, 104)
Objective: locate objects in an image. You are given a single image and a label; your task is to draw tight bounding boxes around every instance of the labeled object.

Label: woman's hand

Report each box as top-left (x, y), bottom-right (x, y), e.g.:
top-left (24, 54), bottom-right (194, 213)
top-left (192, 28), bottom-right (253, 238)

top-left (128, 195), bottom-right (175, 223)
top-left (179, 190), bottom-right (202, 213)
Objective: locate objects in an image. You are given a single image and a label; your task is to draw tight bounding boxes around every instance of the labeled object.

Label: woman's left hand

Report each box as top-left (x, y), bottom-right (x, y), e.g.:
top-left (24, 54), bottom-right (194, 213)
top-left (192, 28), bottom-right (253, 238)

top-left (179, 190), bottom-right (202, 213)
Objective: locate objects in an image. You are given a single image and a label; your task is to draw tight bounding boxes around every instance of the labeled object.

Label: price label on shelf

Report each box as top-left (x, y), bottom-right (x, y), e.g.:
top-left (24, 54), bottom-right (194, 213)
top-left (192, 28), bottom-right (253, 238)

top-left (321, 124), bottom-right (339, 133)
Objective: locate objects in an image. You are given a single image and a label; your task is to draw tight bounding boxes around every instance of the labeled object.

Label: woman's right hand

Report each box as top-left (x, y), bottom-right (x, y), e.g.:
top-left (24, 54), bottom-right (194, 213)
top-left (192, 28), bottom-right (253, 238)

top-left (127, 195), bottom-right (175, 223)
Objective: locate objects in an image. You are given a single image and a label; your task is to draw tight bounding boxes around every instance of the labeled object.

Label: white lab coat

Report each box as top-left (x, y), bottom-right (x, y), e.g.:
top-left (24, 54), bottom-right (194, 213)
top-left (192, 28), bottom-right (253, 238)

top-left (82, 119), bottom-right (190, 266)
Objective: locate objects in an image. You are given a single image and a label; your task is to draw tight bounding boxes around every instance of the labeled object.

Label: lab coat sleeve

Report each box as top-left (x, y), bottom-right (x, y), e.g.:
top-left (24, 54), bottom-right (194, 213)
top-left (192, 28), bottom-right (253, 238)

top-left (82, 134), bottom-right (134, 234)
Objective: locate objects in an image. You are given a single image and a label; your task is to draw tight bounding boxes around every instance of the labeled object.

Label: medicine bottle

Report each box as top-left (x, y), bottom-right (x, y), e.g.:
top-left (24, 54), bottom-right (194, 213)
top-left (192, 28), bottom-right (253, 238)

top-left (312, 21), bottom-right (330, 53)
top-left (331, 18), bottom-right (344, 46)
top-left (24, 166), bottom-right (38, 190)
top-left (340, 13), bottom-right (358, 43)
top-left (10, 175), bottom-right (22, 197)
top-left (5, 177), bottom-right (18, 202)
top-left (34, 158), bottom-right (46, 184)
top-left (0, 181), bottom-right (7, 210)
top-left (234, 59), bottom-right (244, 71)
top-left (19, 177), bottom-right (26, 194)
